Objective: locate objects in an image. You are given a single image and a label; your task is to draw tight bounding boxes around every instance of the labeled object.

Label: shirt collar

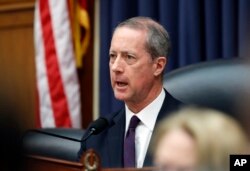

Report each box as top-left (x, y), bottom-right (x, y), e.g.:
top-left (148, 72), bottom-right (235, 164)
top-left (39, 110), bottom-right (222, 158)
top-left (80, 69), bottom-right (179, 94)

top-left (125, 88), bottom-right (166, 132)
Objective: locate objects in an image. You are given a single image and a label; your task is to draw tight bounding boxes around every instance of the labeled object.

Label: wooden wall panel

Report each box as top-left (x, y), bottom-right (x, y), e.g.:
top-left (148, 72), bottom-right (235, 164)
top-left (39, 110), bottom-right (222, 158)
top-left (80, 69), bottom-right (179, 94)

top-left (0, 0), bottom-right (36, 131)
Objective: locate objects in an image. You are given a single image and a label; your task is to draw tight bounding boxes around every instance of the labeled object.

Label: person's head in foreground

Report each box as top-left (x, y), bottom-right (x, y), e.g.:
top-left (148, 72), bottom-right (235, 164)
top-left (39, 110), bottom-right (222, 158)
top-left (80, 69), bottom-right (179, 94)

top-left (151, 106), bottom-right (249, 171)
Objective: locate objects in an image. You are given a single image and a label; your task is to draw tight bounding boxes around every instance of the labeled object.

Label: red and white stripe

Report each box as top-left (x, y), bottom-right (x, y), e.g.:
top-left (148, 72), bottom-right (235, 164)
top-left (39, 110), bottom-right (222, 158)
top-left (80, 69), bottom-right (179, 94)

top-left (34, 0), bottom-right (81, 128)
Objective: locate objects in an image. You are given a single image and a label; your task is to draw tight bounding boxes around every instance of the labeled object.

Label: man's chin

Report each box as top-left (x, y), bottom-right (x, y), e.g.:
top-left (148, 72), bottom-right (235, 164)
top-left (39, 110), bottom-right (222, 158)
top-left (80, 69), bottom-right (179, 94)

top-left (114, 96), bottom-right (126, 101)
top-left (114, 93), bottom-right (128, 101)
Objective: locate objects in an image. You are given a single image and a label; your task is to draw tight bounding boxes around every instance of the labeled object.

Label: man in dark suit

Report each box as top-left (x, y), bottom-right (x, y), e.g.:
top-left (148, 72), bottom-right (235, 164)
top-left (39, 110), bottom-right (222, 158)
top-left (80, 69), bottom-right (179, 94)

top-left (79, 16), bottom-right (182, 168)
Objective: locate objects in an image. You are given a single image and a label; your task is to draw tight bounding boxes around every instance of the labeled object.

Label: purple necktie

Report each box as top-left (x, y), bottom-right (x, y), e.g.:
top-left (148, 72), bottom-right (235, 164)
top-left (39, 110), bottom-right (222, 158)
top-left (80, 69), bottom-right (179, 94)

top-left (124, 115), bottom-right (140, 167)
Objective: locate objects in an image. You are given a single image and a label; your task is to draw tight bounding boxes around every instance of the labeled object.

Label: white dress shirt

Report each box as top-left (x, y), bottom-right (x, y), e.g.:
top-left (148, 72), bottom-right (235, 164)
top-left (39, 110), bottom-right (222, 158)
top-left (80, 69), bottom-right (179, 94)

top-left (125, 88), bottom-right (165, 168)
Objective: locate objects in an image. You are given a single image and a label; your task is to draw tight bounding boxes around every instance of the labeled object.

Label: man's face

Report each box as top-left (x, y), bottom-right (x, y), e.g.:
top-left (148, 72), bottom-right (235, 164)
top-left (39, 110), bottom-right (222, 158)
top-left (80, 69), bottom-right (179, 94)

top-left (109, 27), bottom-right (157, 105)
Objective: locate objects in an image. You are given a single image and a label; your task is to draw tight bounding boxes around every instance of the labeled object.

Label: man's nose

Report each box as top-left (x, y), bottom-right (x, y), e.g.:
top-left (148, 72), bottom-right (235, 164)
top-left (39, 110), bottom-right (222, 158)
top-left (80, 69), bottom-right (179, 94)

top-left (111, 56), bottom-right (124, 72)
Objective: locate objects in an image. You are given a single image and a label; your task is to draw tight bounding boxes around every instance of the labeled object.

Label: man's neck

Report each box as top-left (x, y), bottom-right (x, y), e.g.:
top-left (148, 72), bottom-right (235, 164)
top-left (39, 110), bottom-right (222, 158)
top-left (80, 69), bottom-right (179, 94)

top-left (126, 86), bottom-right (163, 113)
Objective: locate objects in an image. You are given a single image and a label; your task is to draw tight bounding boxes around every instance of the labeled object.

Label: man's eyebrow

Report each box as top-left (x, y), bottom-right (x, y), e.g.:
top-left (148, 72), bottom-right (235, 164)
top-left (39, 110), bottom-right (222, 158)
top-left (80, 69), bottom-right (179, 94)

top-left (109, 50), bottom-right (116, 53)
top-left (121, 50), bottom-right (136, 54)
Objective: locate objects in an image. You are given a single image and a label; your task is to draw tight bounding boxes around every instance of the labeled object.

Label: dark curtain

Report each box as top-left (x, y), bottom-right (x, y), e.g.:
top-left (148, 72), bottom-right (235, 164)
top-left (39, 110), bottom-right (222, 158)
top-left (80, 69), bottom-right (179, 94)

top-left (99, 0), bottom-right (250, 116)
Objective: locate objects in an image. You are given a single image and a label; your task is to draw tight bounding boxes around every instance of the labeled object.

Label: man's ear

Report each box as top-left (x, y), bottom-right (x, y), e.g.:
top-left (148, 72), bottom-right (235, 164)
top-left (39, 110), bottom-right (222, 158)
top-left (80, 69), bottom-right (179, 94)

top-left (153, 57), bottom-right (167, 76)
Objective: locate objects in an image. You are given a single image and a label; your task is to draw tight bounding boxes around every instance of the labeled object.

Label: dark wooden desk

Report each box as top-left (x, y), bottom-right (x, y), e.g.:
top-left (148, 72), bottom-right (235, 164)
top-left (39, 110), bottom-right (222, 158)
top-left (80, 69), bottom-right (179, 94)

top-left (24, 149), bottom-right (157, 171)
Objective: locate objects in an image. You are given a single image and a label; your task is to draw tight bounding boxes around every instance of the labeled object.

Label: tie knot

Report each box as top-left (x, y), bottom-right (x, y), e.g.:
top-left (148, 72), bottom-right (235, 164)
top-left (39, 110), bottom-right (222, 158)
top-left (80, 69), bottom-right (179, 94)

top-left (129, 116), bottom-right (140, 129)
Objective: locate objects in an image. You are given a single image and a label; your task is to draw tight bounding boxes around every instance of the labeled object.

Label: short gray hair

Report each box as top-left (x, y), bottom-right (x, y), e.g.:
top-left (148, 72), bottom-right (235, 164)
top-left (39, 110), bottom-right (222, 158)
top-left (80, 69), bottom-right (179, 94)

top-left (115, 16), bottom-right (171, 60)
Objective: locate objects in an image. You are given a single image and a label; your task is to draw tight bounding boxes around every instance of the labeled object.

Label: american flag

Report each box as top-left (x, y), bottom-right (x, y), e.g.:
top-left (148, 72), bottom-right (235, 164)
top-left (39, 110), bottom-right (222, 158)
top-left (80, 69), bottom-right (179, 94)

top-left (34, 0), bottom-right (89, 128)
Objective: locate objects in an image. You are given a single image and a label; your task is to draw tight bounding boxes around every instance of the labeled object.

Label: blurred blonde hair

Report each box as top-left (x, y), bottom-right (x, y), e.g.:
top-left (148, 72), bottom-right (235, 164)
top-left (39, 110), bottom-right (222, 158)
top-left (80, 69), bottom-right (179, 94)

top-left (151, 106), bottom-right (249, 171)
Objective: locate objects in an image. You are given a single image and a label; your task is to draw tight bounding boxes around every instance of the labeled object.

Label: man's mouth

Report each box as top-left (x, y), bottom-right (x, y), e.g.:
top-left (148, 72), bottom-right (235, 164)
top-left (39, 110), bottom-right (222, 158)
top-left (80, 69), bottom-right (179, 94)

top-left (116, 81), bottom-right (128, 87)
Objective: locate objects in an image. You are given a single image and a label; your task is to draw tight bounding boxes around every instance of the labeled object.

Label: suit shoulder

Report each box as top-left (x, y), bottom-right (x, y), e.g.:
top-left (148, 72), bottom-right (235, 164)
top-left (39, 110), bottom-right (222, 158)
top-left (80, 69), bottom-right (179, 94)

top-left (164, 89), bottom-right (183, 106)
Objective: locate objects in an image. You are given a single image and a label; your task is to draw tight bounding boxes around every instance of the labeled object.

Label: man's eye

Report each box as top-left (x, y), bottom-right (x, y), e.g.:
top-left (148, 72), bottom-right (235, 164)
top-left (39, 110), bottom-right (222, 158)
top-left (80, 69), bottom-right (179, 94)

top-left (109, 54), bottom-right (116, 63)
top-left (109, 54), bottom-right (116, 58)
top-left (127, 55), bottom-right (134, 59)
top-left (125, 54), bottom-right (136, 64)
top-left (109, 54), bottom-right (117, 60)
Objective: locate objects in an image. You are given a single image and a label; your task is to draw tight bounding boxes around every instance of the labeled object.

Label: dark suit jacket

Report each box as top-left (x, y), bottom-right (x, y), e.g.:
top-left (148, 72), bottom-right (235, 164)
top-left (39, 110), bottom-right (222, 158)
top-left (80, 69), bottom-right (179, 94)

top-left (80, 89), bottom-right (183, 168)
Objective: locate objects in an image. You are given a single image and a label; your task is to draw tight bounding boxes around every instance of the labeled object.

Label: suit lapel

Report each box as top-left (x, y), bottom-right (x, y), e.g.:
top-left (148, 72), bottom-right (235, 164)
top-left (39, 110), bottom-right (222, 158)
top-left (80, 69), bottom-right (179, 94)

top-left (107, 109), bottom-right (126, 167)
